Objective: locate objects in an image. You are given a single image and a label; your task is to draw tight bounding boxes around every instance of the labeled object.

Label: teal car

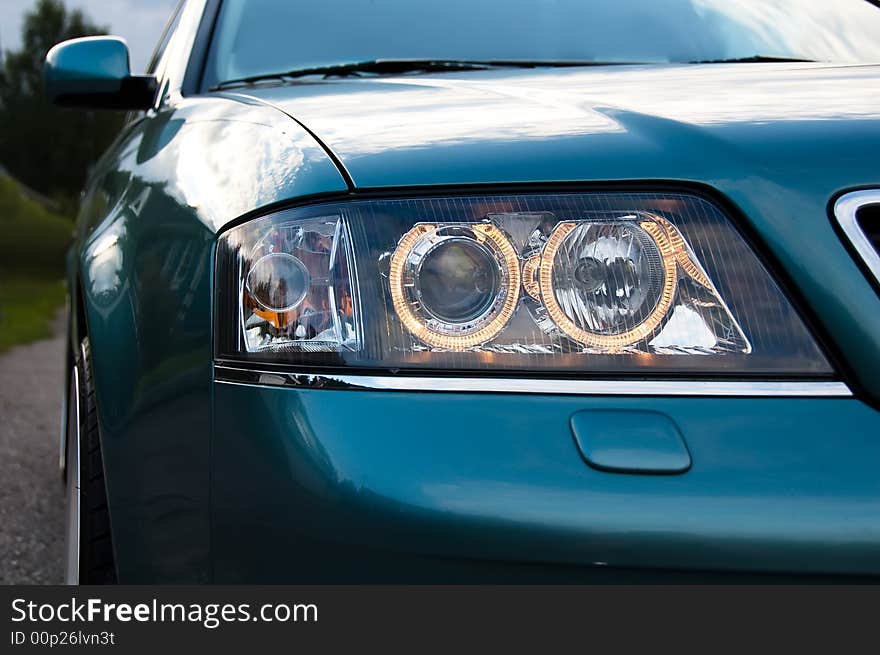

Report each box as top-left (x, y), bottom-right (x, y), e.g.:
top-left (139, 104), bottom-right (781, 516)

top-left (47, 0), bottom-right (880, 583)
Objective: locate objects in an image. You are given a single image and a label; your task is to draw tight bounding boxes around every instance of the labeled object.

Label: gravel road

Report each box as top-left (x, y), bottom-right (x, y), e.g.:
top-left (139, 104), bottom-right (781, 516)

top-left (0, 317), bottom-right (66, 584)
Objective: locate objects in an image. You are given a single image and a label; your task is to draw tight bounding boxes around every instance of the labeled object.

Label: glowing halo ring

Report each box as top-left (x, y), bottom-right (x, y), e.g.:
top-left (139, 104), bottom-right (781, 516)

top-left (522, 255), bottom-right (542, 301)
top-left (651, 213), bottom-right (715, 291)
top-left (389, 223), bottom-right (521, 349)
top-left (538, 220), bottom-right (677, 349)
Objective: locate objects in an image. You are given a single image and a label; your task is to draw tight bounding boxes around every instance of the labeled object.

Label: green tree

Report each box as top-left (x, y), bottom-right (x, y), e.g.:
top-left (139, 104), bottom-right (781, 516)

top-left (0, 0), bottom-right (123, 216)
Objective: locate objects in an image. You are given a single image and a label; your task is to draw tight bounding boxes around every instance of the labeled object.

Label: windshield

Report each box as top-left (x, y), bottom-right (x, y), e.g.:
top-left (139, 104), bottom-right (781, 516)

top-left (204, 0), bottom-right (880, 87)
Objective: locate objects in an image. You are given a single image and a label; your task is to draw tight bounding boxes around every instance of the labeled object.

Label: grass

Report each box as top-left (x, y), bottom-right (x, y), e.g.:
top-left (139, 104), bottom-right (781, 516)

top-left (0, 278), bottom-right (67, 353)
top-left (0, 175), bottom-right (72, 353)
top-left (0, 175), bottom-right (73, 277)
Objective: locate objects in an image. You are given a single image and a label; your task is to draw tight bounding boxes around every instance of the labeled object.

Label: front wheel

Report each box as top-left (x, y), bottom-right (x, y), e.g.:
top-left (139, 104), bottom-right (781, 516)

top-left (63, 338), bottom-right (117, 584)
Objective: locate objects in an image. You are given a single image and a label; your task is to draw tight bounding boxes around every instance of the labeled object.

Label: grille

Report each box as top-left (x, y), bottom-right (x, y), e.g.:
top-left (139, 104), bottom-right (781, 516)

top-left (834, 191), bottom-right (880, 289)
top-left (857, 204), bottom-right (880, 255)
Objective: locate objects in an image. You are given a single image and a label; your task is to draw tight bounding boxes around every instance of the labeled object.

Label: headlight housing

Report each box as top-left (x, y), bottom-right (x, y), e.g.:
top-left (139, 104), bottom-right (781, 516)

top-left (215, 192), bottom-right (831, 376)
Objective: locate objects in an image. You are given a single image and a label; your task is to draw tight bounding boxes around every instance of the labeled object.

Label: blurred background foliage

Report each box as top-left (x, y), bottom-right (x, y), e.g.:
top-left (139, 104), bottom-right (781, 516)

top-left (0, 175), bottom-right (70, 352)
top-left (0, 0), bottom-right (123, 214)
top-left (0, 175), bottom-right (71, 279)
top-left (1, 0), bottom-right (121, 351)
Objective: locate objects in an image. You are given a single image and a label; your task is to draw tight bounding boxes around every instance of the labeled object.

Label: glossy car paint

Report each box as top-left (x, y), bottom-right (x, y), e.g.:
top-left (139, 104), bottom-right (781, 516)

top-left (65, 2), bottom-right (880, 581)
top-left (212, 389), bottom-right (880, 582)
top-left (44, 37), bottom-right (132, 102)
top-left (71, 93), bottom-right (347, 580)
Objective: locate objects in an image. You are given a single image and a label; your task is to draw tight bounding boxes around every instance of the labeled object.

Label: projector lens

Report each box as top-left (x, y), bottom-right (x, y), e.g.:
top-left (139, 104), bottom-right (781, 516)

top-left (246, 252), bottom-right (310, 312)
top-left (389, 223), bottom-right (521, 349)
top-left (417, 238), bottom-right (501, 324)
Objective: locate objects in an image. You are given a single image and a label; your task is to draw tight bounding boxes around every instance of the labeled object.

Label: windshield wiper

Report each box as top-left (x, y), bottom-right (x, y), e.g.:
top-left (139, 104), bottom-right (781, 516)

top-left (210, 58), bottom-right (642, 90)
top-left (689, 55), bottom-right (817, 64)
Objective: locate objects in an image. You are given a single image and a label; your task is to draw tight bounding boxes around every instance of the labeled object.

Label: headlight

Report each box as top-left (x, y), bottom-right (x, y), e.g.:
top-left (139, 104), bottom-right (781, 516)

top-left (215, 192), bottom-right (831, 376)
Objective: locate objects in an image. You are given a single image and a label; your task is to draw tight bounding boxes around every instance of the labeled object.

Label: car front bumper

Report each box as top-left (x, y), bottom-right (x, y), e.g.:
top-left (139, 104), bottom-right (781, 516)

top-left (211, 377), bottom-right (880, 582)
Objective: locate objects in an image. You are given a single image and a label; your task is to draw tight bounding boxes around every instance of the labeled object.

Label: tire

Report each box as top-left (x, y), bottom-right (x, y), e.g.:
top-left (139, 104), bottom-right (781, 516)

top-left (64, 337), bottom-right (117, 584)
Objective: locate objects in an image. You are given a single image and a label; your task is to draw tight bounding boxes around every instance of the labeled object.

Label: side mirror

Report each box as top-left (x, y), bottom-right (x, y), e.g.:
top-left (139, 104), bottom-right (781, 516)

top-left (44, 36), bottom-right (158, 110)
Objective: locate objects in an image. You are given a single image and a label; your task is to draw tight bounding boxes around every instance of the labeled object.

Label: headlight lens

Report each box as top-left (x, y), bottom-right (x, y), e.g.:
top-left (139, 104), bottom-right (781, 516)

top-left (537, 218), bottom-right (678, 348)
top-left (390, 223), bottom-right (521, 348)
top-left (234, 216), bottom-right (359, 353)
top-left (215, 192), bottom-right (831, 376)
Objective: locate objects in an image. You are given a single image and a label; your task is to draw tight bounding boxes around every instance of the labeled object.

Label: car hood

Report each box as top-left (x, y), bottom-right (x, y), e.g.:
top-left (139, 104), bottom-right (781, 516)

top-left (228, 62), bottom-right (880, 191)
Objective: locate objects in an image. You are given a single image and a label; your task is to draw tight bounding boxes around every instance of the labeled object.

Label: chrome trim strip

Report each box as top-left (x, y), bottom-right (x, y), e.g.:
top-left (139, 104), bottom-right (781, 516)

top-left (834, 190), bottom-right (880, 286)
top-left (214, 366), bottom-right (851, 397)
